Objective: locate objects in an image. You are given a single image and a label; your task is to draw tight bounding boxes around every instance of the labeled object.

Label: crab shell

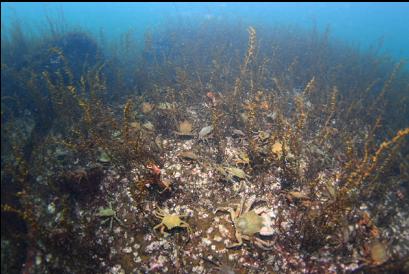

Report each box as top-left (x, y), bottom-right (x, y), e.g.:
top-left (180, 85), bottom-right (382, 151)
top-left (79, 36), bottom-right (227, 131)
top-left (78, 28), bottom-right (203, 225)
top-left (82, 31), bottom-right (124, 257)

top-left (235, 209), bottom-right (274, 237)
top-left (162, 215), bottom-right (185, 230)
top-left (96, 207), bottom-right (115, 217)
top-left (235, 211), bottom-right (263, 236)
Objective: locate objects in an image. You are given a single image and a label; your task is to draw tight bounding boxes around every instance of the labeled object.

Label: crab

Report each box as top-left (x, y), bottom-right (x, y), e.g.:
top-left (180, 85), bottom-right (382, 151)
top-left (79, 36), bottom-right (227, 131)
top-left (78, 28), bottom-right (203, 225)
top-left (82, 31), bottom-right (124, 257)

top-left (255, 130), bottom-right (270, 144)
top-left (232, 150), bottom-right (250, 166)
top-left (367, 241), bottom-right (390, 265)
top-left (153, 207), bottom-right (192, 236)
top-left (66, 167), bottom-right (88, 183)
top-left (145, 163), bottom-right (172, 193)
top-left (215, 165), bottom-right (250, 184)
top-left (95, 202), bottom-right (126, 230)
top-left (358, 240), bottom-right (390, 266)
top-left (214, 196), bottom-right (274, 249)
top-left (174, 120), bottom-right (195, 137)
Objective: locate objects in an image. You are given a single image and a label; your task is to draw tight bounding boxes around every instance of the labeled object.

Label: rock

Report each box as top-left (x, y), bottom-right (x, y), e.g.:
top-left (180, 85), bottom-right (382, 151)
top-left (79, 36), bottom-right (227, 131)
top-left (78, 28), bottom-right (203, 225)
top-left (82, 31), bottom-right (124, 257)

top-left (178, 151), bottom-right (199, 161)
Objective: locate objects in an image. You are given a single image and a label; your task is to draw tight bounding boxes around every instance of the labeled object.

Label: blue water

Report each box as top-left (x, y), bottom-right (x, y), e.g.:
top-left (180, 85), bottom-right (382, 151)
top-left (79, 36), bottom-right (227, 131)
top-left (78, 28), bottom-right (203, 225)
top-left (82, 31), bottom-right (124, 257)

top-left (2, 2), bottom-right (409, 61)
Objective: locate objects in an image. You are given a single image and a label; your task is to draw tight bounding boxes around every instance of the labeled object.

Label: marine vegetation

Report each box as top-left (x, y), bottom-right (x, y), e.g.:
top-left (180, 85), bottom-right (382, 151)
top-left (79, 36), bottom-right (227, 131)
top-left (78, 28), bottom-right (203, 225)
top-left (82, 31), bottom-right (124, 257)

top-left (1, 14), bottom-right (409, 274)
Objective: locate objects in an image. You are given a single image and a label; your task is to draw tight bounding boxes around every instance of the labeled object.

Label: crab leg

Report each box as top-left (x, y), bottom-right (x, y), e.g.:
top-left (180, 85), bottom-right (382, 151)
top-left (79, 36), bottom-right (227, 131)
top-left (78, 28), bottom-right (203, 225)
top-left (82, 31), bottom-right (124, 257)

top-left (160, 225), bottom-right (166, 235)
top-left (109, 217), bottom-right (113, 231)
top-left (154, 208), bottom-right (165, 218)
top-left (179, 221), bottom-right (192, 233)
top-left (227, 231), bottom-right (244, 248)
top-left (245, 197), bottom-right (267, 213)
top-left (114, 215), bottom-right (126, 227)
top-left (238, 197), bottom-right (246, 215)
top-left (215, 207), bottom-right (237, 222)
top-left (178, 213), bottom-right (190, 219)
top-left (101, 218), bottom-right (110, 225)
top-left (254, 238), bottom-right (274, 250)
top-left (153, 223), bottom-right (163, 232)
top-left (153, 211), bottom-right (163, 218)
top-left (159, 186), bottom-right (171, 194)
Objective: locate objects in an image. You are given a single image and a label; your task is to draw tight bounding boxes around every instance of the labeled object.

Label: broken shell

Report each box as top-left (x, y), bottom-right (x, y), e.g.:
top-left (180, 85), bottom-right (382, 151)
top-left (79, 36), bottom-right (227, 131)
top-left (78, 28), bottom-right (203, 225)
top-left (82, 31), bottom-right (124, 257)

top-left (199, 125), bottom-right (214, 139)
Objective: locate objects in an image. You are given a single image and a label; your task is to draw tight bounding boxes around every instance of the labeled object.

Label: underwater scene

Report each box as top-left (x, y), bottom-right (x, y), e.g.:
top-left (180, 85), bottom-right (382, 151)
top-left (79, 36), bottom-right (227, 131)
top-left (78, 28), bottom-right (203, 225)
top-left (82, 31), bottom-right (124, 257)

top-left (1, 2), bottom-right (409, 273)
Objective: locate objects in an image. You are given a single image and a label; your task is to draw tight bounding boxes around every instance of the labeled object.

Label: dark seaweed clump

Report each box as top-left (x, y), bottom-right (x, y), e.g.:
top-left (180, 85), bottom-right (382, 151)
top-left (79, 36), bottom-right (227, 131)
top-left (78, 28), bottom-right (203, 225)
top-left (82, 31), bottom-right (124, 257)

top-left (1, 18), bottom-right (408, 274)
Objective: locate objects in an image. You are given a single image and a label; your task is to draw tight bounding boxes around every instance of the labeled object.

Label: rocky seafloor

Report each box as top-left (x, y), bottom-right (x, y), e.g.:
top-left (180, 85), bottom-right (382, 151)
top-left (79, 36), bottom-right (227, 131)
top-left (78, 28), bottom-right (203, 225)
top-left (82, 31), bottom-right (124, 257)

top-left (6, 102), bottom-right (408, 274)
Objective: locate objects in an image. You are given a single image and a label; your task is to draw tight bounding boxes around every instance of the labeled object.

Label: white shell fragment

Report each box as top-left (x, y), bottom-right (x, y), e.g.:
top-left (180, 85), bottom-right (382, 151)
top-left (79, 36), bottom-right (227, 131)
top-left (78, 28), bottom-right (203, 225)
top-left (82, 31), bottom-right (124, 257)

top-left (198, 125), bottom-right (214, 139)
